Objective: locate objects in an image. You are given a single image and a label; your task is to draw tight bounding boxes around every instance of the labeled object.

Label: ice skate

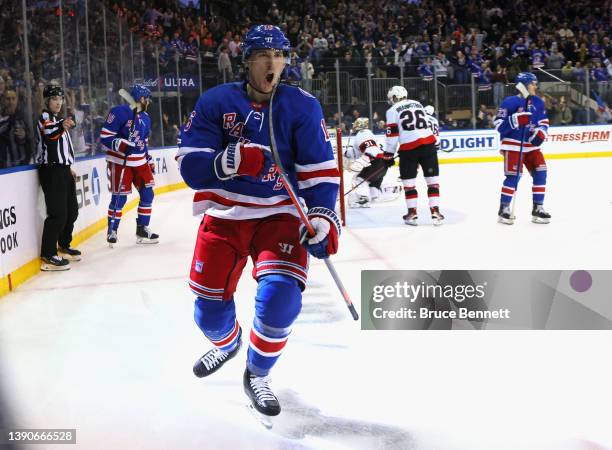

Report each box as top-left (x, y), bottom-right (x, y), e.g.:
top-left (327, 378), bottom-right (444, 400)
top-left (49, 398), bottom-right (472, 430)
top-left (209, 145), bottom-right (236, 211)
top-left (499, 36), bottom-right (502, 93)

top-left (348, 193), bottom-right (370, 208)
top-left (58, 247), bottom-right (82, 261)
top-left (430, 207), bottom-right (445, 226)
top-left (136, 225), bottom-right (159, 244)
top-left (403, 208), bottom-right (418, 226)
top-left (107, 230), bottom-right (118, 248)
top-left (243, 368), bottom-right (281, 418)
top-left (498, 204), bottom-right (515, 225)
top-left (193, 329), bottom-right (242, 378)
top-left (354, 195), bottom-right (370, 208)
top-left (41, 255), bottom-right (70, 271)
top-left (369, 187), bottom-right (382, 202)
top-left (532, 204), bottom-right (551, 224)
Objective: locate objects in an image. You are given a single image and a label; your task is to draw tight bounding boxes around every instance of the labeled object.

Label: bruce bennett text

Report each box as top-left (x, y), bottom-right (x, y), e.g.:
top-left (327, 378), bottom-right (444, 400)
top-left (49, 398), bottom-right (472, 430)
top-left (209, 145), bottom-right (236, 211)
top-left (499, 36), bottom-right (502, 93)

top-left (372, 307), bottom-right (511, 320)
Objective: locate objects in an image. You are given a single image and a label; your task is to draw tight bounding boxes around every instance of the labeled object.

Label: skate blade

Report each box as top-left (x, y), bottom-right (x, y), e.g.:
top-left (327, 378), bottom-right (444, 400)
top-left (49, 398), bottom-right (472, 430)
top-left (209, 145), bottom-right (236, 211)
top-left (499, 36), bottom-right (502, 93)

top-left (404, 219), bottom-right (418, 226)
top-left (432, 219), bottom-right (444, 226)
top-left (59, 253), bottom-right (81, 262)
top-left (498, 217), bottom-right (515, 225)
top-left (41, 263), bottom-right (70, 272)
top-left (246, 404), bottom-right (274, 429)
top-left (136, 238), bottom-right (159, 244)
top-left (531, 217), bottom-right (550, 224)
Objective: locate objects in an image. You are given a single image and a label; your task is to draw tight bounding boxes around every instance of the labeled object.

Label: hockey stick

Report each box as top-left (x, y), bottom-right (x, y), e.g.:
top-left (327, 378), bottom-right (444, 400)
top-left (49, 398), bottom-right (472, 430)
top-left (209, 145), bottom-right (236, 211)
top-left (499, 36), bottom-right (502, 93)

top-left (343, 130), bottom-right (353, 158)
top-left (109, 90), bottom-right (138, 234)
top-left (268, 84), bottom-right (359, 321)
top-left (510, 96), bottom-right (530, 218)
top-left (343, 155), bottom-right (398, 197)
top-left (536, 67), bottom-right (569, 84)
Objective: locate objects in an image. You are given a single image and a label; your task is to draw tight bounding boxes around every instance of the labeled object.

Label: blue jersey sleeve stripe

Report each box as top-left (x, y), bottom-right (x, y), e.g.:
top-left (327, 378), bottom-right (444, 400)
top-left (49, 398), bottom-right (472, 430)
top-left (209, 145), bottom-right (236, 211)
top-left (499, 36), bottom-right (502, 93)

top-left (294, 159), bottom-right (337, 172)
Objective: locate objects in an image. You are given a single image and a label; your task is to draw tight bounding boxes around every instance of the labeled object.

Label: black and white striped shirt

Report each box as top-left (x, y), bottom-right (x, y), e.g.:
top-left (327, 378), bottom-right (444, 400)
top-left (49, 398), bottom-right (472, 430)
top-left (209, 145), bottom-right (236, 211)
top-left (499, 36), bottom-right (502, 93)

top-left (35, 110), bottom-right (74, 165)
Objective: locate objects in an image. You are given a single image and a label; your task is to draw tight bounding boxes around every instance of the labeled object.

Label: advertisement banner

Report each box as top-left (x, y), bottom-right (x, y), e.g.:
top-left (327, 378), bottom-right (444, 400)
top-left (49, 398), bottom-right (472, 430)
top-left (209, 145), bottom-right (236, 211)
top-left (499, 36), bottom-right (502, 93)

top-left (0, 170), bottom-right (42, 278)
top-left (361, 270), bottom-right (612, 330)
top-left (543, 126), bottom-right (612, 153)
top-left (331, 124), bottom-right (612, 161)
top-left (0, 147), bottom-right (181, 278)
top-left (142, 76), bottom-right (200, 91)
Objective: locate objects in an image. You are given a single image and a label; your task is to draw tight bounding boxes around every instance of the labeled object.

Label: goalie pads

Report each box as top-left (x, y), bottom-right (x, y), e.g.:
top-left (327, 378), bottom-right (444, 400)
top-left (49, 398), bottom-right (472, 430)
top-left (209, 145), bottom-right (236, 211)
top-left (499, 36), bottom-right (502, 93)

top-left (349, 155), bottom-right (372, 173)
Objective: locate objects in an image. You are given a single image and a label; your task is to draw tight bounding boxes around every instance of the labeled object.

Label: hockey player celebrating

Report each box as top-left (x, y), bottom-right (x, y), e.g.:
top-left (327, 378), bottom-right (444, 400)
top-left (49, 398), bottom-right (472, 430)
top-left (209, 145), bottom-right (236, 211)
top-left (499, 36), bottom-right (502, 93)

top-left (176, 25), bottom-right (340, 417)
top-left (101, 84), bottom-right (159, 245)
top-left (494, 72), bottom-right (551, 225)
top-left (385, 86), bottom-right (444, 225)
top-left (344, 117), bottom-right (394, 208)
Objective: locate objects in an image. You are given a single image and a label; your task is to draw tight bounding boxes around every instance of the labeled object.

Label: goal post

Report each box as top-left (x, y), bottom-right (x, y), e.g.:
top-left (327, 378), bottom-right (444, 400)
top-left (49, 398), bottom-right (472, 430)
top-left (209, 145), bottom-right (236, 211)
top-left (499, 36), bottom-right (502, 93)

top-left (335, 128), bottom-right (346, 226)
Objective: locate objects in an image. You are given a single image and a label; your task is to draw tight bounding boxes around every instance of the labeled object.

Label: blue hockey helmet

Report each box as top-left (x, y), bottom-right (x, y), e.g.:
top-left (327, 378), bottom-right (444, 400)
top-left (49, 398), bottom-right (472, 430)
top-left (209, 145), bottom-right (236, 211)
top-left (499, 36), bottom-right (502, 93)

top-left (130, 84), bottom-right (151, 102)
top-left (241, 25), bottom-right (291, 62)
top-left (516, 72), bottom-right (538, 86)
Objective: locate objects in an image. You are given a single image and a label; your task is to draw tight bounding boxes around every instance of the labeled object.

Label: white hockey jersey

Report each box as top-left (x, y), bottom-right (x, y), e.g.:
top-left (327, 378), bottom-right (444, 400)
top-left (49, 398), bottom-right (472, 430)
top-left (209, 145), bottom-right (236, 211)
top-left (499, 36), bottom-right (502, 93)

top-left (426, 113), bottom-right (440, 149)
top-left (385, 99), bottom-right (436, 152)
top-left (345, 129), bottom-right (383, 160)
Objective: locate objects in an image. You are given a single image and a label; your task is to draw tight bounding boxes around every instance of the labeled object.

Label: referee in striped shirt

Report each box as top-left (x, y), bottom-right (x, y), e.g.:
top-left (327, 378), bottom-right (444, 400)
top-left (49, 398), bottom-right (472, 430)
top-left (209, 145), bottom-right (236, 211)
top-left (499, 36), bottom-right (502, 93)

top-left (36, 84), bottom-right (82, 271)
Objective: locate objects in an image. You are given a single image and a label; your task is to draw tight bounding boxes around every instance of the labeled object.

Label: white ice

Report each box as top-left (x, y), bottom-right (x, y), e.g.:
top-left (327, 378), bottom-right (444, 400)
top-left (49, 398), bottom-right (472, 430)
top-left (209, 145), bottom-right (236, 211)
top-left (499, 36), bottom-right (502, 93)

top-left (1, 157), bottom-right (612, 450)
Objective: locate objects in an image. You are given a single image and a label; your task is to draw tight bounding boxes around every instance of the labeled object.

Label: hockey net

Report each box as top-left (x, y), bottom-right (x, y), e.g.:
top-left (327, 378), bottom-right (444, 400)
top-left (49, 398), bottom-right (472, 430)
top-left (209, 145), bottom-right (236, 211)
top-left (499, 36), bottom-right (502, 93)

top-left (331, 127), bottom-right (403, 227)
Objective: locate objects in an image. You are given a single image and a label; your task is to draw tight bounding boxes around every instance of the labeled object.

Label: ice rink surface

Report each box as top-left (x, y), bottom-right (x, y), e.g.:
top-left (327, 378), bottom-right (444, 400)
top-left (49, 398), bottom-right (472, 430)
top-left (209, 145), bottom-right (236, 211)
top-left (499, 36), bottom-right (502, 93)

top-left (1, 157), bottom-right (612, 450)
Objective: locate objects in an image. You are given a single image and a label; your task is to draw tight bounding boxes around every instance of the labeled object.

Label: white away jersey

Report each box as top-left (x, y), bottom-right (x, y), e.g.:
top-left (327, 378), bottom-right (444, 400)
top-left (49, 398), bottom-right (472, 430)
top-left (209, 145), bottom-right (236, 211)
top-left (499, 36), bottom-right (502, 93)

top-left (385, 99), bottom-right (436, 152)
top-left (346, 129), bottom-right (383, 160)
top-left (426, 113), bottom-right (440, 147)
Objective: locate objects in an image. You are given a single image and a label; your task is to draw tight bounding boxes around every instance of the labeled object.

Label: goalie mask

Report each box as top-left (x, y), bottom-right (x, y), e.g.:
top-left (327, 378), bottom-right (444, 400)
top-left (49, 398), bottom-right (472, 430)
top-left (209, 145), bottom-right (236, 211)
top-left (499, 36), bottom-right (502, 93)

top-left (352, 117), bottom-right (369, 132)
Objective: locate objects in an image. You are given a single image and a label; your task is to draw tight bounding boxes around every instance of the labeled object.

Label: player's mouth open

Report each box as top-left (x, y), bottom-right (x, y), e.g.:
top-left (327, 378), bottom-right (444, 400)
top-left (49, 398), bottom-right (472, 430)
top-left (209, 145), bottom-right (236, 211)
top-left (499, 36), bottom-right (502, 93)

top-left (266, 73), bottom-right (274, 83)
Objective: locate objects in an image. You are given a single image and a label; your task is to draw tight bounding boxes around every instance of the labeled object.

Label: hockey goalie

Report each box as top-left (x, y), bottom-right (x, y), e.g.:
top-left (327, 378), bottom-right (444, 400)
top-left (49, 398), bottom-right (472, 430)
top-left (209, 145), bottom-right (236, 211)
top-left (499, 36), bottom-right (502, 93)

top-left (343, 118), bottom-right (400, 208)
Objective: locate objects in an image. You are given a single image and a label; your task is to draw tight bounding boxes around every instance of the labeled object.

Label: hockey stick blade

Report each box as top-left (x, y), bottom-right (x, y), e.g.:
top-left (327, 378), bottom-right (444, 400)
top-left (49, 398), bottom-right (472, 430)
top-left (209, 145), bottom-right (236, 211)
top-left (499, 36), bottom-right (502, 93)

top-left (268, 84), bottom-right (359, 321)
top-left (118, 88), bottom-right (138, 109)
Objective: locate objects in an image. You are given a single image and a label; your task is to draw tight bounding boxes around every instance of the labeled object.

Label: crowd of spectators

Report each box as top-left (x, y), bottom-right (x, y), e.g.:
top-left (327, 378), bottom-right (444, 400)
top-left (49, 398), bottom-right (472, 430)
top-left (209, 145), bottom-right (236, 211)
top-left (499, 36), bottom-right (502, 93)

top-left (106, 0), bottom-right (612, 86)
top-left (107, 0), bottom-right (612, 128)
top-left (1, 0), bottom-right (612, 168)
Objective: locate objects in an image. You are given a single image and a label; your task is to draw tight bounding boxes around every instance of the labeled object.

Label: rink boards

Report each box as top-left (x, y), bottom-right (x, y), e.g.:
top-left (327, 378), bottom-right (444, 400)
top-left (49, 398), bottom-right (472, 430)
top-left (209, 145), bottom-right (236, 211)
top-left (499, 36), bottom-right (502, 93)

top-left (0, 148), bottom-right (184, 295)
top-left (330, 124), bottom-right (612, 162)
top-left (1, 124), bottom-right (611, 296)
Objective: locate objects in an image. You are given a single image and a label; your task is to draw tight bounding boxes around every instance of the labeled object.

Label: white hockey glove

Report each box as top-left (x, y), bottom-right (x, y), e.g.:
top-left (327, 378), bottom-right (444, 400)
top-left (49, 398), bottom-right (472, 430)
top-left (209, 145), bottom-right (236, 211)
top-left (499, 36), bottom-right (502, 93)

top-left (214, 142), bottom-right (273, 180)
top-left (349, 155), bottom-right (372, 173)
top-left (299, 207), bottom-right (341, 259)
